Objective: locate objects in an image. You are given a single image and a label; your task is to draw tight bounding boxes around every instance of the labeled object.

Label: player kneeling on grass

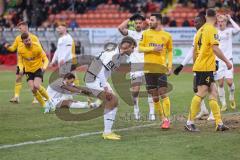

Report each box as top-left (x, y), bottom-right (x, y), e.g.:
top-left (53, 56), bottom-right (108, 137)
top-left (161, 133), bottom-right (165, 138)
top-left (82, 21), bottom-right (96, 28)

top-left (44, 73), bottom-right (100, 113)
top-left (18, 33), bottom-right (53, 109)
top-left (84, 36), bottom-right (136, 140)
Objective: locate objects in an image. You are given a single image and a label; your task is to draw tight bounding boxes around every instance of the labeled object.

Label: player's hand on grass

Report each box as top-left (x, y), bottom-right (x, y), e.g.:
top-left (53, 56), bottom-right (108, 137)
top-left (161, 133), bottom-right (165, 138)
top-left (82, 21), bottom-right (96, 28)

top-left (173, 65), bottom-right (183, 75)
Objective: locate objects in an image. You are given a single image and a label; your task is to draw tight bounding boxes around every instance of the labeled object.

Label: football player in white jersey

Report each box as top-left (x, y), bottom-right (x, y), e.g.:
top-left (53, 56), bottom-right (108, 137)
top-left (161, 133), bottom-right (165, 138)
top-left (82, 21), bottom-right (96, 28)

top-left (174, 15), bottom-right (210, 119)
top-left (44, 73), bottom-right (99, 113)
top-left (214, 14), bottom-right (240, 112)
top-left (50, 22), bottom-right (77, 76)
top-left (118, 14), bottom-right (155, 121)
top-left (84, 36), bottom-right (136, 140)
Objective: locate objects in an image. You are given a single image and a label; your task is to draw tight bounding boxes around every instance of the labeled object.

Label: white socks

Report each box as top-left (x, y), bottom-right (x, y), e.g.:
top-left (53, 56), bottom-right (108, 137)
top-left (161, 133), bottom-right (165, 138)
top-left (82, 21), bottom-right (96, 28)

top-left (228, 83), bottom-right (235, 101)
top-left (133, 97), bottom-right (140, 116)
top-left (70, 102), bottom-right (89, 108)
top-left (200, 100), bottom-right (208, 114)
top-left (104, 107), bottom-right (118, 134)
top-left (218, 86), bottom-right (226, 106)
top-left (148, 94), bottom-right (155, 115)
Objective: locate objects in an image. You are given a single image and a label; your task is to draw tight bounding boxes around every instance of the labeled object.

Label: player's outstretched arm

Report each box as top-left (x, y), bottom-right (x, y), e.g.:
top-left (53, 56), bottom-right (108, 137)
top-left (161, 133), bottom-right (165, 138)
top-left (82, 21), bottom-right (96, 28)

top-left (118, 19), bottom-right (129, 36)
top-left (174, 46), bottom-right (194, 75)
top-left (213, 45), bottom-right (232, 69)
top-left (5, 38), bottom-right (18, 52)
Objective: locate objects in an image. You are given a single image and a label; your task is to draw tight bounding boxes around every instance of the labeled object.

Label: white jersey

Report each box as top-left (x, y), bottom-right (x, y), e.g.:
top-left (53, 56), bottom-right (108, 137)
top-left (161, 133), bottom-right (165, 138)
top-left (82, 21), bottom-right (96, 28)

top-left (217, 28), bottom-right (236, 60)
top-left (127, 30), bottom-right (144, 63)
top-left (52, 33), bottom-right (75, 65)
top-left (85, 47), bottom-right (125, 87)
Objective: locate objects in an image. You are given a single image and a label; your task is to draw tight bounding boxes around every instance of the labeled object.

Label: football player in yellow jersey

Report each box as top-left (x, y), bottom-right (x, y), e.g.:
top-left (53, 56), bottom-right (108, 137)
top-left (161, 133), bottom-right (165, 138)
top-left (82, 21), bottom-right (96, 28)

top-left (139, 13), bottom-right (173, 129)
top-left (185, 9), bottom-right (232, 132)
top-left (18, 33), bottom-right (52, 109)
top-left (4, 21), bottom-right (44, 103)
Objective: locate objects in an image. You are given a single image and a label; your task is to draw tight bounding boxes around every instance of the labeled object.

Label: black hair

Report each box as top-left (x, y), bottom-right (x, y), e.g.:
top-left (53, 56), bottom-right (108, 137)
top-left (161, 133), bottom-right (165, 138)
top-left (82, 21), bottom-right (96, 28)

top-left (151, 13), bottom-right (162, 21)
top-left (206, 8), bottom-right (216, 17)
top-left (64, 73), bottom-right (75, 80)
top-left (120, 36), bottom-right (137, 47)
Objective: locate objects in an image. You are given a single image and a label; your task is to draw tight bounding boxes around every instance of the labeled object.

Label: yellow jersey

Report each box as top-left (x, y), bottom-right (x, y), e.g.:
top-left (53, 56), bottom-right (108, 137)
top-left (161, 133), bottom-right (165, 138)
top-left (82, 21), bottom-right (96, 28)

top-left (7, 32), bottom-right (45, 66)
top-left (193, 23), bottom-right (219, 71)
top-left (18, 42), bottom-right (49, 73)
top-left (139, 29), bottom-right (173, 73)
top-left (7, 32), bottom-right (40, 52)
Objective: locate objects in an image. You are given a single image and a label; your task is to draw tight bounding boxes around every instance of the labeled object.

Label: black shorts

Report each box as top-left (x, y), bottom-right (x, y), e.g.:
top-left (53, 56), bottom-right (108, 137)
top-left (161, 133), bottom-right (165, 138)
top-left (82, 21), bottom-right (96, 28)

top-left (195, 71), bottom-right (214, 87)
top-left (25, 69), bottom-right (44, 82)
top-left (145, 73), bottom-right (167, 90)
top-left (16, 66), bottom-right (25, 75)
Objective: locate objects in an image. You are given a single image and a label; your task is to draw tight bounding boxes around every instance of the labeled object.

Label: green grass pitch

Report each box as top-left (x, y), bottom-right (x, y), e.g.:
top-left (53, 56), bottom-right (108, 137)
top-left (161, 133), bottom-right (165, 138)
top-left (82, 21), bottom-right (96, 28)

top-left (0, 70), bottom-right (240, 160)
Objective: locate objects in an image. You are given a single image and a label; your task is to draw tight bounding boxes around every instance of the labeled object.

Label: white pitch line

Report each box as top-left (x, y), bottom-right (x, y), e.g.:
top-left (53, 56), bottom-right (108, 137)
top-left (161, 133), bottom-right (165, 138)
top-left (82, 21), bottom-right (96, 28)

top-left (0, 123), bottom-right (157, 150)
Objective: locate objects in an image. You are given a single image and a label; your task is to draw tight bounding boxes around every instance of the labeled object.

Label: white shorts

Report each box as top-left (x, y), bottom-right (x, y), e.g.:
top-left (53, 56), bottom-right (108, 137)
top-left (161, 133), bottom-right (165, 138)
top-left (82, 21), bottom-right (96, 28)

top-left (51, 94), bottom-right (73, 107)
top-left (214, 66), bottom-right (234, 80)
top-left (85, 78), bottom-right (113, 97)
top-left (130, 71), bottom-right (145, 84)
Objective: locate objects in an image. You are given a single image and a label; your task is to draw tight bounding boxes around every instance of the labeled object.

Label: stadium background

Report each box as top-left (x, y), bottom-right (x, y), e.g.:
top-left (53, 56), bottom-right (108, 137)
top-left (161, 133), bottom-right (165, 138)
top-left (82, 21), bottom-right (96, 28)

top-left (0, 0), bottom-right (240, 65)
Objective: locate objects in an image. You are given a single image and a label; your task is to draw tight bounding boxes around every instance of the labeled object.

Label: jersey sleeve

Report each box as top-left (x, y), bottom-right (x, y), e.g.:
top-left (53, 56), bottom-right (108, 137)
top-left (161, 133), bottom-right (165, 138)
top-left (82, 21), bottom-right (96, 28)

top-left (208, 27), bottom-right (219, 46)
top-left (99, 51), bottom-right (115, 70)
top-left (127, 30), bottom-right (134, 37)
top-left (7, 37), bottom-right (18, 52)
top-left (138, 31), bottom-right (154, 52)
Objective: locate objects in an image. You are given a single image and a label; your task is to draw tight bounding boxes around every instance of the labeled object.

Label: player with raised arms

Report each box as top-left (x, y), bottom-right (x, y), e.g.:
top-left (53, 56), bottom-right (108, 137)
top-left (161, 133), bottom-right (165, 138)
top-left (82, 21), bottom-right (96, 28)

top-left (118, 13), bottom-right (155, 121)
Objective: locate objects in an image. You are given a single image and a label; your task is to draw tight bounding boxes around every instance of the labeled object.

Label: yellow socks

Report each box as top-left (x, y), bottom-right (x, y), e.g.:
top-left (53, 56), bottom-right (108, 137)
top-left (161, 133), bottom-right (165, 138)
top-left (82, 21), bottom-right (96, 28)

top-left (209, 99), bottom-right (223, 125)
top-left (154, 101), bottom-right (164, 119)
top-left (38, 85), bottom-right (49, 101)
top-left (162, 97), bottom-right (171, 118)
top-left (188, 95), bottom-right (202, 121)
top-left (14, 82), bottom-right (22, 97)
top-left (33, 91), bottom-right (45, 107)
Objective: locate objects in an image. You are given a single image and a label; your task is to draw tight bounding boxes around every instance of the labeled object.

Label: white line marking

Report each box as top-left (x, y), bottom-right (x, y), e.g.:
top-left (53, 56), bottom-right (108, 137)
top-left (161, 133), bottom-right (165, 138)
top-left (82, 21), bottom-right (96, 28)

top-left (0, 123), bottom-right (157, 150)
top-left (0, 89), bottom-right (29, 93)
top-left (0, 111), bottom-right (239, 150)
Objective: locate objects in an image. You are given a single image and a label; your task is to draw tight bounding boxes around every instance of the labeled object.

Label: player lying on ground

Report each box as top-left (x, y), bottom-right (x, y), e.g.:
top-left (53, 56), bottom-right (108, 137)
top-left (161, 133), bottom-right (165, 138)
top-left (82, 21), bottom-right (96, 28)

top-left (17, 32), bottom-right (53, 109)
top-left (118, 13), bottom-right (155, 121)
top-left (185, 9), bottom-right (232, 132)
top-left (174, 15), bottom-right (211, 120)
top-left (139, 13), bottom-right (173, 129)
top-left (4, 21), bottom-right (46, 104)
top-left (44, 73), bottom-right (100, 113)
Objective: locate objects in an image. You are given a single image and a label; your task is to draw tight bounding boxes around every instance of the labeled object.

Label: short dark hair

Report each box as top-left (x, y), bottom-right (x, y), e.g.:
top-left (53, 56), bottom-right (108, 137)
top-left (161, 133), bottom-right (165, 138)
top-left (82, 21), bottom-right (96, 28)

top-left (196, 15), bottom-right (206, 23)
top-left (206, 8), bottom-right (216, 17)
top-left (120, 36), bottom-right (137, 47)
top-left (64, 73), bottom-right (75, 80)
top-left (151, 13), bottom-right (162, 21)
top-left (21, 33), bottom-right (29, 40)
top-left (17, 21), bottom-right (28, 27)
